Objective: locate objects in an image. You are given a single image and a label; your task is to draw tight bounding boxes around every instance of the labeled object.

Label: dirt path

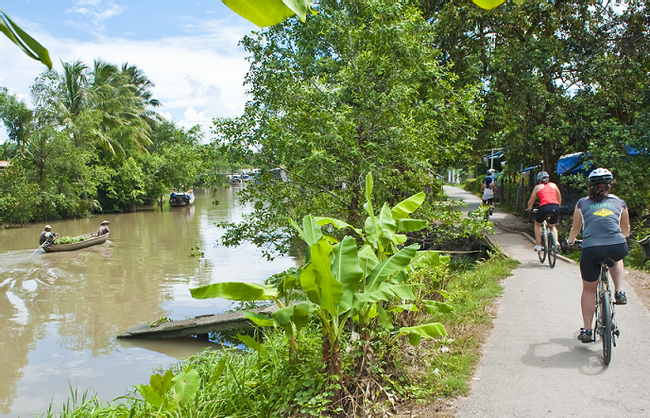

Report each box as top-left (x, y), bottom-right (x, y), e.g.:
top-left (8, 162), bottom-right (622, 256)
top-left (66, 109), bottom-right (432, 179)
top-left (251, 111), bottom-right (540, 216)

top-left (443, 185), bottom-right (650, 417)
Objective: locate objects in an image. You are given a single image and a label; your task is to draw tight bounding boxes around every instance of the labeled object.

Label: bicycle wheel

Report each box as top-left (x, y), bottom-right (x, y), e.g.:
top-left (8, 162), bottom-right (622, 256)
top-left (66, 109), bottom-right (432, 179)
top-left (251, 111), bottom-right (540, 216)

top-left (601, 290), bottom-right (613, 365)
top-left (538, 229), bottom-right (547, 263)
top-left (547, 231), bottom-right (557, 268)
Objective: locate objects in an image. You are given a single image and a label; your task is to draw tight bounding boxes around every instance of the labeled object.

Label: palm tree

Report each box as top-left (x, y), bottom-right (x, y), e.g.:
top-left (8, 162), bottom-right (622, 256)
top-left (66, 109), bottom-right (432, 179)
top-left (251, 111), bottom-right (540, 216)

top-left (60, 60), bottom-right (88, 118)
top-left (88, 60), bottom-right (159, 157)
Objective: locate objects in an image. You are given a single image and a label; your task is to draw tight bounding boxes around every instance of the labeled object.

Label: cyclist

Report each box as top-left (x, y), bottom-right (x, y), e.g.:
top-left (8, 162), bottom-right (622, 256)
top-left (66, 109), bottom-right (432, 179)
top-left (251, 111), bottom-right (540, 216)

top-left (567, 168), bottom-right (630, 343)
top-left (527, 171), bottom-right (562, 252)
top-left (481, 175), bottom-right (496, 210)
top-left (482, 168), bottom-right (496, 187)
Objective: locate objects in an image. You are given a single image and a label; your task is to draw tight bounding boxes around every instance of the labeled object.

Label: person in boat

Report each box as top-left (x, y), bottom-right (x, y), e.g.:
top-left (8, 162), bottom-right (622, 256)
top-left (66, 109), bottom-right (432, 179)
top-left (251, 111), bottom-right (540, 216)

top-left (97, 220), bottom-right (111, 236)
top-left (39, 225), bottom-right (58, 245)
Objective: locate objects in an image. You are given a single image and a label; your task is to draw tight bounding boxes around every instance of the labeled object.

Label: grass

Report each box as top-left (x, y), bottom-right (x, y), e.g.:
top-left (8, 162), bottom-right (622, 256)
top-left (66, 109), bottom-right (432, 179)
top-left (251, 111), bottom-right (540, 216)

top-left (392, 252), bottom-right (518, 409)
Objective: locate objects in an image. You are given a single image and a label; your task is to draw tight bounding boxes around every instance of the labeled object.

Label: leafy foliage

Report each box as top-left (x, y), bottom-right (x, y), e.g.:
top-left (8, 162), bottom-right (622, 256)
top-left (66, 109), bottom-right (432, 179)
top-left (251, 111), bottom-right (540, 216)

top-left (214, 0), bottom-right (482, 258)
top-left (433, 2), bottom-right (650, 216)
top-left (0, 9), bottom-right (51, 69)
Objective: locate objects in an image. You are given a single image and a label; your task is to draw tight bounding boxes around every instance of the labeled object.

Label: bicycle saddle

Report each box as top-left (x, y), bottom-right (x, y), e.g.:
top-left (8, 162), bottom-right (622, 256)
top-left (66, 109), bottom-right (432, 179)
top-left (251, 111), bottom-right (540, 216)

top-left (596, 257), bottom-right (616, 268)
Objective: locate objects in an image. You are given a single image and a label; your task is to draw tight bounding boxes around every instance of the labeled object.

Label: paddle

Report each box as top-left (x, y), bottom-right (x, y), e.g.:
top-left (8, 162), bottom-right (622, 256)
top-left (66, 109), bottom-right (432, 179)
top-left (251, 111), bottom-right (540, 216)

top-left (30, 241), bottom-right (49, 257)
top-left (30, 233), bottom-right (58, 257)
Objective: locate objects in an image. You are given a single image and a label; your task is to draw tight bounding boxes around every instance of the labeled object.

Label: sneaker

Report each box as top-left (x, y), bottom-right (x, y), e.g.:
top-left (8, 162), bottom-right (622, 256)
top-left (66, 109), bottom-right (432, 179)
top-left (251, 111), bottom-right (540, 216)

top-left (533, 245), bottom-right (543, 252)
top-left (615, 291), bottom-right (627, 305)
top-left (578, 328), bottom-right (593, 343)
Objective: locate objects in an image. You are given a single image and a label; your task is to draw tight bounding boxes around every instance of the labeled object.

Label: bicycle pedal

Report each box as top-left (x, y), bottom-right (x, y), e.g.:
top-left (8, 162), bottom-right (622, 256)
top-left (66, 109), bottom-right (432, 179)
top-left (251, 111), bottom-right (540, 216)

top-left (614, 330), bottom-right (620, 337)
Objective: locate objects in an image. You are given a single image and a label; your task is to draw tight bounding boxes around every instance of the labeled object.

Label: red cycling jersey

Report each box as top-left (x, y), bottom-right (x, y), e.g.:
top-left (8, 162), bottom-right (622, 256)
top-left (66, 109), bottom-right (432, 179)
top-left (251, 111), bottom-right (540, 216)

top-left (538, 183), bottom-right (559, 206)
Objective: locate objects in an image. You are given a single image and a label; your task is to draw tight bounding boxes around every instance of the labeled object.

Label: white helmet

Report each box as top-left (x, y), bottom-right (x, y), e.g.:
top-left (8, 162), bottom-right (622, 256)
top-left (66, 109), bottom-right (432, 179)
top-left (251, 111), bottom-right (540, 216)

top-left (536, 171), bottom-right (549, 183)
top-left (588, 168), bottom-right (613, 186)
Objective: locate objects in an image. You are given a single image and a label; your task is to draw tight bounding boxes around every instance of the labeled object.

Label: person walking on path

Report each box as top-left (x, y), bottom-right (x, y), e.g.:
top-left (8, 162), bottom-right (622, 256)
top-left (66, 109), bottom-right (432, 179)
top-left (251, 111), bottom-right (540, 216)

top-left (567, 167), bottom-right (630, 343)
top-left (527, 171), bottom-right (562, 252)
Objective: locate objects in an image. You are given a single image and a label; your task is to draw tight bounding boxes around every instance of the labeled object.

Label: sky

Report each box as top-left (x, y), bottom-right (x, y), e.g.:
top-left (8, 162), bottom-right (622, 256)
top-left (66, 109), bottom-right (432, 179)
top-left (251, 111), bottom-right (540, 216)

top-left (0, 0), bottom-right (259, 142)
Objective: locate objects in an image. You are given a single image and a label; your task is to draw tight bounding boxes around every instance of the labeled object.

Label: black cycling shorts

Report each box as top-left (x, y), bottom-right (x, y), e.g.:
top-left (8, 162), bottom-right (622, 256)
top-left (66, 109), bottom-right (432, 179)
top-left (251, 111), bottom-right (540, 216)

top-left (535, 203), bottom-right (560, 224)
top-left (579, 242), bottom-right (628, 283)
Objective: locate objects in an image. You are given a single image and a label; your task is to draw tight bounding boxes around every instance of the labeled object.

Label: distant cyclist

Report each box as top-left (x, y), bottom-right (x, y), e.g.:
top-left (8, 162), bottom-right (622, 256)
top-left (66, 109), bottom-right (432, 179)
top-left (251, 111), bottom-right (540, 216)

top-left (527, 171), bottom-right (562, 252)
top-left (482, 168), bottom-right (496, 187)
top-left (481, 175), bottom-right (496, 208)
top-left (567, 168), bottom-right (630, 343)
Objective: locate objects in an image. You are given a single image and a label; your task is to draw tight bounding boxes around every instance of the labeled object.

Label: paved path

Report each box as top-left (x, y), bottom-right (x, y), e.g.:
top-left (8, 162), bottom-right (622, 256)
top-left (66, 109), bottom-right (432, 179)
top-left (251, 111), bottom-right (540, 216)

top-left (443, 185), bottom-right (650, 417)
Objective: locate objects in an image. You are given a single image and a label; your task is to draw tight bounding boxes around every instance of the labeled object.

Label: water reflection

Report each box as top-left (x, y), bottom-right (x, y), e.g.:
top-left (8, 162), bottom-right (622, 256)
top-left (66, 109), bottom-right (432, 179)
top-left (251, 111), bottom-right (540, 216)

top-left (0, 187), bottom-right (297, 417)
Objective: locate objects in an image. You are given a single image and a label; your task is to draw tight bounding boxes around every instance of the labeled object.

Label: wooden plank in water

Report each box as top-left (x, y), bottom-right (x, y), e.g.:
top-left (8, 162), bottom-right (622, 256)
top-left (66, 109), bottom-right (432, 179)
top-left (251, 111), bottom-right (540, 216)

top-left (117, 305), bottom-right (278, 340)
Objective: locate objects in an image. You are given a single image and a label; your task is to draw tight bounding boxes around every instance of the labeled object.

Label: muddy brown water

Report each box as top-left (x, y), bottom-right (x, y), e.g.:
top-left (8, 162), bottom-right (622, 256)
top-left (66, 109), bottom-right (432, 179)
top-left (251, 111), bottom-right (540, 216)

top-left (0, 187), bottom-right (297, 417)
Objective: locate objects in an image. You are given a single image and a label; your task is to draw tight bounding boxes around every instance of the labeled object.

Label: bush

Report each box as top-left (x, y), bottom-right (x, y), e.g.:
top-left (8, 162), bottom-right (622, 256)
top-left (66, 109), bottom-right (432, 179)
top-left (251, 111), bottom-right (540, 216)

top-left (461, 178), bottom-right (482, 196)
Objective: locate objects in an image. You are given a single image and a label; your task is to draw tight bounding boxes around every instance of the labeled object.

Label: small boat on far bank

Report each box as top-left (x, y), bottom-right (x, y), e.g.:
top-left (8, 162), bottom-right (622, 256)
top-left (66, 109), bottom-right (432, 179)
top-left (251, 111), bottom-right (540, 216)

top-left (228, 174), bottom-right (242, 185)
top-left (43, 233), bottom-right (110, 253)
top-left (169, 189), bottom-right (195, 206)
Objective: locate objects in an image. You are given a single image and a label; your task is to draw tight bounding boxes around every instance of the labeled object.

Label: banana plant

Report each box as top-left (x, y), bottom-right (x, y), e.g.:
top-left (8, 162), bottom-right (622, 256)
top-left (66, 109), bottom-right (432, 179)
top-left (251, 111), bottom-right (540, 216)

top-left (289, 214), bottom-right (447, 382)
top-left (190, 173), bottom-right (448, 381)
top-left (313, 173), bottom-right (449, 334)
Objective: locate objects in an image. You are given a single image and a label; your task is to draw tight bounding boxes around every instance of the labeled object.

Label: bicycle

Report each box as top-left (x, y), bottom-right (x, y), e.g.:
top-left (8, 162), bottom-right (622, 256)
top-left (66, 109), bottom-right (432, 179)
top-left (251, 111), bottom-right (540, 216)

top-left (570, 240), bottom-right (620, 365)
top-left (594, 256), bottom-right (620, 365)
top-left (527, 208), bottom-right (557, 268)
top-left (482, 199), bottom-right (494, 221)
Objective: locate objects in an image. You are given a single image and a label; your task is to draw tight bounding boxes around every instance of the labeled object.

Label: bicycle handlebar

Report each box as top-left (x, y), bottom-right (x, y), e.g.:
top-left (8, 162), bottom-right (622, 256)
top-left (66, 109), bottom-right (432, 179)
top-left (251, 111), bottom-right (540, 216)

top-left (566, 238), bottom-right (582, 247)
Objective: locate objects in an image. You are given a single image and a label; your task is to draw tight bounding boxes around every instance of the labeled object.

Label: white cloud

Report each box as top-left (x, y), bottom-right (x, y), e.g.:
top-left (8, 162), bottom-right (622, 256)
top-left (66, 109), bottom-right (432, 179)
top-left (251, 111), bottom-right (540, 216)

top-left (0, 16), bottom-right (254, 143)
top-left (70, 7), bottom-right (90, 15)
top-left (65, 1), bottom-right (124, 33)
top-left (96, 5), bottom-right (123, 20)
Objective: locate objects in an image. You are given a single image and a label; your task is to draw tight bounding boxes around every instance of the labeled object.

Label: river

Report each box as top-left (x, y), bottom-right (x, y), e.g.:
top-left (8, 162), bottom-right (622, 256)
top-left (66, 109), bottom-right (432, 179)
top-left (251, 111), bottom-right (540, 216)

top-left (0, 186), bottom-right (298, 417)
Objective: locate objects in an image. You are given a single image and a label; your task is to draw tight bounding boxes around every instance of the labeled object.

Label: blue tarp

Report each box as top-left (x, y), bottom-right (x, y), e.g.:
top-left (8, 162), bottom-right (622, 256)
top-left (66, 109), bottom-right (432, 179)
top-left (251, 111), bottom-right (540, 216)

top-left (557, 146), bottom-right (647, 176)
top-left (557, 152), bottom-right (589, 176)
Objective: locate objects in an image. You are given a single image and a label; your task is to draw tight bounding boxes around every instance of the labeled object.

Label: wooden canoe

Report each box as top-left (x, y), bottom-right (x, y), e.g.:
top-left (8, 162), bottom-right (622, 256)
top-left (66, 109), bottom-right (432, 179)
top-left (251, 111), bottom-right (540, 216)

top-left (43, 232), bottom-right (110, 253)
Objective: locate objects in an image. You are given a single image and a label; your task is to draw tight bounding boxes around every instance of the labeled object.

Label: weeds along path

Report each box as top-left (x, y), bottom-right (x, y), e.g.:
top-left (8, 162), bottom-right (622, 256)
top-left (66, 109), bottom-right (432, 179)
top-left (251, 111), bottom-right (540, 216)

top-left (443, 185), bottom-right (650, 417)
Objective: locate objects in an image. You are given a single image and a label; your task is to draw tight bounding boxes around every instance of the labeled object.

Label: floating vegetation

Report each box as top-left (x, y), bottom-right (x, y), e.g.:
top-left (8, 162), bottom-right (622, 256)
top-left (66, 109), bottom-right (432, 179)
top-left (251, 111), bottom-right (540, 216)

top-left (190, 246), bottom-right (204, 259)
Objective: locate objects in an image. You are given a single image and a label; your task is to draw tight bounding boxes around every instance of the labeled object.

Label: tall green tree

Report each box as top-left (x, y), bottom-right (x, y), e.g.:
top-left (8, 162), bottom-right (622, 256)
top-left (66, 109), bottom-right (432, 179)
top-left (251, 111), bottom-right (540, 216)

top-left (214, 0), bottom-right (482, 258)
top-left (432, 2), bottom-right (609, 177)
top-left (431, 2), bottom-right (650, 214)
top-left (0, 87), bottom-right (33, 158)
